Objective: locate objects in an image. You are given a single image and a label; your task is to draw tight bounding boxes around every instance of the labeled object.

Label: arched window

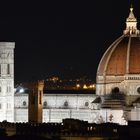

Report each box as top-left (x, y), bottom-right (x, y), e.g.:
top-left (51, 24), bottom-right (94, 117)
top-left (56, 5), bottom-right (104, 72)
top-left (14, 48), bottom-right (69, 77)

top-left (23, 101), bottom-right (26, 106)
top-left (64, 101), bottom-right (68, 107)
top-left (0, 87), bottom-right (1, 93)
top-left (85, 102), bottom-right (89, 107)
top-left (137, 87), bottom-right (140, 94)
top-left (0, 65), bottom-right (1, 75)
top-left (7, 64), bottom-right (10, 74)
top-left (111, 87), bottom-right (120, 93)
top-left (39, 91), bottom-right (42, 104)
top-left (43, 101), bottom-right (47, 108)
top-left (6, 86), bottom-right (11, 93)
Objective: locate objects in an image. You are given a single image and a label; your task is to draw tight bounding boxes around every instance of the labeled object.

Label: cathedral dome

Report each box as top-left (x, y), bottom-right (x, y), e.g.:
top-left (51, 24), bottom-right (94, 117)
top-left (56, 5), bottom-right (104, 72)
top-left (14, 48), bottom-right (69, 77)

top-left (96, 6), bottom-right (140, 98)
top-left (97, 7), bottom-right (140, 76)
top-left (97, 36), bottom-right (140, 76)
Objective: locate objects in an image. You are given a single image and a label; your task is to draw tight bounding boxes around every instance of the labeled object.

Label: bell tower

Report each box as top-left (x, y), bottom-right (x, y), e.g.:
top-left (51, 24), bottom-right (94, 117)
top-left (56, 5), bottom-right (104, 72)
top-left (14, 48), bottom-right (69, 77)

top-left (28, 80), bottom-right (44, 123)
top-left (0, 42), bottom-right (15, 122)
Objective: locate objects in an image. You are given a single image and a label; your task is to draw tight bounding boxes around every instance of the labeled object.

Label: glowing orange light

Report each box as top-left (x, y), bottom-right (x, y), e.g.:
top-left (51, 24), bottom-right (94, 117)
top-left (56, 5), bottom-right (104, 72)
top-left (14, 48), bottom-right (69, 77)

top-left (76, 84), bottom-right (80, 88)
top-left (89, 84), bottom-right (95, 89)
top-left (83, 84), bottom-right (87, 89)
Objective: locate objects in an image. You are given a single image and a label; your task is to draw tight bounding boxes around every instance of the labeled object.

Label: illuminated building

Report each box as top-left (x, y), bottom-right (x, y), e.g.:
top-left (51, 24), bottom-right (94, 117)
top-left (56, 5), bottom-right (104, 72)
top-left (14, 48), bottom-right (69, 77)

top-left (96, 6), bottom-right (140, 123)
top-left (0, 43), bottom-right (15, 122)
top-left (0, 6), bottom-right (140, 125)
top-left (96, 6), bottom-right (140, 105)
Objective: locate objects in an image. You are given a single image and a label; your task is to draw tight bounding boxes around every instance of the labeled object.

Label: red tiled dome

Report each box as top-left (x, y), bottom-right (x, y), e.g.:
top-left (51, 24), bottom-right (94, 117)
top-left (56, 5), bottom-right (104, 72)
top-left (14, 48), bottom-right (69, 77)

top-left (97, 36), bottom-right (140, 76)
top-left (97, 7), bottom-right (140, 77)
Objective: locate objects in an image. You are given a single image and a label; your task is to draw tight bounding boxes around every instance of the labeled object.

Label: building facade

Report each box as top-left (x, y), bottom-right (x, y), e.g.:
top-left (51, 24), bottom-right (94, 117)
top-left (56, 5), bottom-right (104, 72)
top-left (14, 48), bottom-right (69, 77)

top-left (1, 6), bottom-right (140, 124)
top-left (96, 6), bottom-right (140, 105)
top-left (0, 43), bottom-right (15, 122)
top-left (14, 93), bottom-right (99, 123)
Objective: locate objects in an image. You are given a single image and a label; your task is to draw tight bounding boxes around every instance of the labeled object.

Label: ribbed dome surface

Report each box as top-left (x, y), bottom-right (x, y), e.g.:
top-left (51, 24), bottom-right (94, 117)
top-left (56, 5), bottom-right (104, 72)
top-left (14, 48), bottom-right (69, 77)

top-left (97, 7), bottom-right (140, 77)
top-left (97, 36), bottom-right (140, 76)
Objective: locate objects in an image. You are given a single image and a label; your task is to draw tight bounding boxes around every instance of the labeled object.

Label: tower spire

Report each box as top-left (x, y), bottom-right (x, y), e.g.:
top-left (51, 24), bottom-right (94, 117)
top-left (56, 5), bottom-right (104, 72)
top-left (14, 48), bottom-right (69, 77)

top-left (130, 2), bottom-right (133, 9)
top-left (123, 5), bottom-right (139, 35)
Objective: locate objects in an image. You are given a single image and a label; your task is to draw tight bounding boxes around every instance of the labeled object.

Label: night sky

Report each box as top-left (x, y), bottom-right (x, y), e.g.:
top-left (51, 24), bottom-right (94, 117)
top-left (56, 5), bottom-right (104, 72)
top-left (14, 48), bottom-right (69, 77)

top-left (0, 1), bottom-right (139, 83)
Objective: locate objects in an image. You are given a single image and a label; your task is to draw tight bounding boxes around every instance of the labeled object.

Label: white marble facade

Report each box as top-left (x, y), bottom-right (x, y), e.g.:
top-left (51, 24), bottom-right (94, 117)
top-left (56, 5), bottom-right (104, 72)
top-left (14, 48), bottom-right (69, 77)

top-left (0, 43), bottom-right (15, 122)
top-left (14, 93), bottom-right (100, 123)
top-left (0, 41), bottom-right (134, 125)
top-left (0, 42), bottom-right (124, 124)
top-left (14, 93), bottom-right (128, 124)
top-left (2, 7), bottom-right (140, 124)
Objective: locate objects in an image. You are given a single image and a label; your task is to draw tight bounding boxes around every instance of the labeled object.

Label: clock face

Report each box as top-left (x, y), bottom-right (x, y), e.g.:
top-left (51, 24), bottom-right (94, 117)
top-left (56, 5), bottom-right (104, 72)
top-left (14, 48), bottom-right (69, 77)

top-left (137, 87), bottom-right (140, 94)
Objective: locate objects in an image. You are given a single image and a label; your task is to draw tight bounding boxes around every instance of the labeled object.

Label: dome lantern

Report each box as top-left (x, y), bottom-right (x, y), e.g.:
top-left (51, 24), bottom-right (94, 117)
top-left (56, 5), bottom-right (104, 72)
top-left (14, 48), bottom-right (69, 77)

top-left (124, 6), bottom-right (140, 35)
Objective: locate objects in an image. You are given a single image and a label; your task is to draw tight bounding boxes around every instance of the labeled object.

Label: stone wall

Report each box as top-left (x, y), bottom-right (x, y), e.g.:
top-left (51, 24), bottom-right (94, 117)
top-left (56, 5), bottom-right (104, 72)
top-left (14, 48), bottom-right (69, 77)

top-left (15, 108), bottom-right (100, 123)
top-left (14, 94), bottom-right (98, 123)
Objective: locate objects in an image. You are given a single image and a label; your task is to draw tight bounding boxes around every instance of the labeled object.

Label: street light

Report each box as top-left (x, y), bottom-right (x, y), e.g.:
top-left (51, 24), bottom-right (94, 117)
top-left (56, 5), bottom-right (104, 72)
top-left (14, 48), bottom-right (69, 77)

top-left (19, 88), bottom-right (24, 93)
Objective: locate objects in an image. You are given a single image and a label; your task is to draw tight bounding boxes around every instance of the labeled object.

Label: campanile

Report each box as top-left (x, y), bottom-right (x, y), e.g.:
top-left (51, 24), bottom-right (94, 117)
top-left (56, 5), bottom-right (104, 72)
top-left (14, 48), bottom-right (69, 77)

top-left (0, 42), bottom-right (15, 122)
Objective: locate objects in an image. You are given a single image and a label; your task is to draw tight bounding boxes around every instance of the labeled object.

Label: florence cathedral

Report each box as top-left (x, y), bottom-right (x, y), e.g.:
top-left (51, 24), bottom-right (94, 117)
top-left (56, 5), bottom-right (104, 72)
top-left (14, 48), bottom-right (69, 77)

top-left (0, 6), bottom-right (140, 125)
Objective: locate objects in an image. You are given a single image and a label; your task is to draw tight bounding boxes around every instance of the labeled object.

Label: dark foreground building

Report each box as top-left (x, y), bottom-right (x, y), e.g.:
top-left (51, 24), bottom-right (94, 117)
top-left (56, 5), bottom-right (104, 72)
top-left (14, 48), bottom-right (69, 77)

top-left (0, 119), bottom-right (139, 140)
